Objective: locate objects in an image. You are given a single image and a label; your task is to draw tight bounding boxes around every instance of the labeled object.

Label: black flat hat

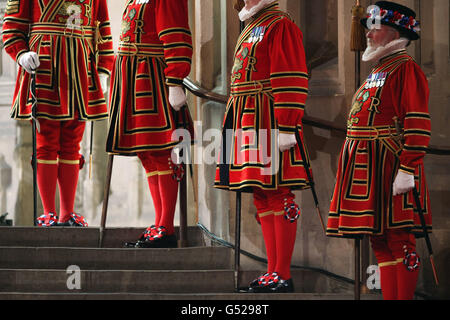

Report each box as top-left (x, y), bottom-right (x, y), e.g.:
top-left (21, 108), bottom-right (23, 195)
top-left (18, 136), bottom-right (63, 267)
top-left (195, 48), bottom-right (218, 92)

top-left (361, 1), bottom-right (420, 40)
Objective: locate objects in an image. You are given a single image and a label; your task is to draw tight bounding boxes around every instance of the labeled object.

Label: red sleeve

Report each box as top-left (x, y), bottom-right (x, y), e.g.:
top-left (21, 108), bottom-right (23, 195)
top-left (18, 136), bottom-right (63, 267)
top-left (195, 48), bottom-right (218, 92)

top-left (155, 0), bottom-right (193, 86)
top-left (94, 0), bottom-right (115, 75)
top-left (268, 18), bottom-right (309, 133)
top-left (393, 61), bottom-right (431, 174)
top-left (2, 0), bottom-right (32, 62)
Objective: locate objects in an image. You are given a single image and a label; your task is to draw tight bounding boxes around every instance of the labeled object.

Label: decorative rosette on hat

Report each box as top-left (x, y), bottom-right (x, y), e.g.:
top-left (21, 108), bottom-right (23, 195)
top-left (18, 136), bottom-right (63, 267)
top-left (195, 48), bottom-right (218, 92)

top-left (361, 1), bottom-right (421, 40)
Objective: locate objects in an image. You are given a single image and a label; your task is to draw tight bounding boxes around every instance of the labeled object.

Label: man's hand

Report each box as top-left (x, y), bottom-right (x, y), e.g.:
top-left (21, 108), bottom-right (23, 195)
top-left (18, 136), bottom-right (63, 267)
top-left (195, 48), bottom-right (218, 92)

top-left (99, 73), bottom-right (109, 93)
top-left (393, 170), bottom-right (415, 196)
top-left (278, 133), bottom-right (297, 152)
top-left (168, 86), bottom-right (186, 111)
top-left (18, 51), bottom-right (40, 74)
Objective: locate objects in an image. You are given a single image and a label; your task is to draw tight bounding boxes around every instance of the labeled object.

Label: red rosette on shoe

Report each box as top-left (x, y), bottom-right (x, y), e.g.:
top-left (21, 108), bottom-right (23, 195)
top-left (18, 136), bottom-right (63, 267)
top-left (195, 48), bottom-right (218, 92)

top-left (256, 273), bottom-right (271, 286)
top-left (261, 272), bottom-right (281, 286)
top-left (37, 213), bottom-right (58, 227)
top-left (70, 213), bottom-right (88, 227)
top-left (142, 225), bottom-right (157, 241)
top-left (148, 226), bottom-right (167, 241)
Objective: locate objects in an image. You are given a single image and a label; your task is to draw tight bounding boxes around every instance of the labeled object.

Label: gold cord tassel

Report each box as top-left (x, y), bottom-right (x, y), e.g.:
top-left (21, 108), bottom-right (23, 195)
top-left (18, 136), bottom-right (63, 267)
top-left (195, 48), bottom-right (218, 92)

top-left (350, 0), bottom-right (367, 52)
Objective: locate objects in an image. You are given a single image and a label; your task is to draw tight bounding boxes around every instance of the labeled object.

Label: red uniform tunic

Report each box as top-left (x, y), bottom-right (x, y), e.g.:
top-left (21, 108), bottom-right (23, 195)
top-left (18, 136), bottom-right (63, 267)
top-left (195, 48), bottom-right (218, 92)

top-left (106, 0), bottom-right (193, 154)
top-left (214, 2), bottom-right (311, 192)
top-left (2, 0), bottom-right (114, 121)
top-left (327, 50), bottom-right (432, 238)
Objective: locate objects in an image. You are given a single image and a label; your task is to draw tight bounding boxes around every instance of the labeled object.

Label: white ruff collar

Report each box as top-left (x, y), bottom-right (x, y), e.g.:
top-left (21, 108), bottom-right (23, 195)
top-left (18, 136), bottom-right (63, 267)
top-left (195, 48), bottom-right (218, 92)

top-left (238, 0), bottom-right (277, 22)
top-left (362, 38), bottom-right (409, 62)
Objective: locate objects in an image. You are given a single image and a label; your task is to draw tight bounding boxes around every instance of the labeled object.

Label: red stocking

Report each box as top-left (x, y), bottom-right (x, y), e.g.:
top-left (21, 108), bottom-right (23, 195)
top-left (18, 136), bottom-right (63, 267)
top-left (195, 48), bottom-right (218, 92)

top-left (274, 213), bottom-right (298, 280)
top-left (158, 172), bottom-right (178, 235)
top-left (396, 262), bottom-right (419, 300)
top-left (57, 161), bottom-right (79, 222)
top-left (146, 173), bottom-right (162, 227)
top-left (378, 263), bottom-right (398, 300)
top-left (390, 231), bottom-right (419, 300)
top-left (259, 212), bottom-right (277, 273)
top-left (37, 161), bottom-right (58, 214)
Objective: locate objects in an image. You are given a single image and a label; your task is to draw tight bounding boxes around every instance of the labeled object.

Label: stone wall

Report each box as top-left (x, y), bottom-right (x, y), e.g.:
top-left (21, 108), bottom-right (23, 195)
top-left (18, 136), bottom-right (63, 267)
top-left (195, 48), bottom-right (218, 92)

top-left (0, 0), bottom-right (448, 298)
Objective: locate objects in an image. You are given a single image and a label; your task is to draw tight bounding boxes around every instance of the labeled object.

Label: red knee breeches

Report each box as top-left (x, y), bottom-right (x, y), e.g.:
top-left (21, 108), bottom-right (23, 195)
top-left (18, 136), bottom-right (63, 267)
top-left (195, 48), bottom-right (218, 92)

top-left (35, 117), bottom-right (85, 222)
top-left (253, 187), bottom-right (299, 280)
top-left (370, 229), bottom-right (420, 300)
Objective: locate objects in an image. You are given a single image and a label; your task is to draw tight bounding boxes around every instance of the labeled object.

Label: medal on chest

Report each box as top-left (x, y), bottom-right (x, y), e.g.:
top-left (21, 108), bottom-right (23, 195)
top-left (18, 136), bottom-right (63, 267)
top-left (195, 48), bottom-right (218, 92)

top-left (348, 74), bottom-right (386, 126)
top-left (247, 26), bottom-right (266, 44)
top-left (364, 72), bottom-right (387, 89)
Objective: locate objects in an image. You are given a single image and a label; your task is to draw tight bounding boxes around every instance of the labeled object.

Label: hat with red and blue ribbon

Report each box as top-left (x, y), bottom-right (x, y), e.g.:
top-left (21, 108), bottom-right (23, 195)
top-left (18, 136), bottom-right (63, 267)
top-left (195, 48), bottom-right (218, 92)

top-left (361, 1), bottom-right (420, 40)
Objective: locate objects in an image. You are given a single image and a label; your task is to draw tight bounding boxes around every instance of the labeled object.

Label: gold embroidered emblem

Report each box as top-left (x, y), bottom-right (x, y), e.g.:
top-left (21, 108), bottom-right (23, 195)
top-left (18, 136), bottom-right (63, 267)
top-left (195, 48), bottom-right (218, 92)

top-left (348, 100), bottom-right (362, 126)
top-left (121, 20), bottom-right (131, 35)
top-left (246, 56), bottom-right (257, 72)
top-left (57, 2), bottom-right (83, 25)
top-left (368, 97), bottom-right (381, 114)
top-left (231, 47), bottom-right (249, 83)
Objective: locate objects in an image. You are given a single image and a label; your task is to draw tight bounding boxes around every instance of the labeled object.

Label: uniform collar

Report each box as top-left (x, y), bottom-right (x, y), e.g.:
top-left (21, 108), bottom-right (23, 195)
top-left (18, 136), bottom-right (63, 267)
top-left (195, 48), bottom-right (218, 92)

top-left (252, 1), bottom-right (280, 19)
top-left (378, 49), bottom-right (408, 65)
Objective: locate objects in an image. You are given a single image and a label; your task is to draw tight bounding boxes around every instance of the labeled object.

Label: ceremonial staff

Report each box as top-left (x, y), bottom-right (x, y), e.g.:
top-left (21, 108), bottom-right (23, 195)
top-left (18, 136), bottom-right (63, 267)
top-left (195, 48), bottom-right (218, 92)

top-left (90, 21), bottom-right (107, 181)
top-left (232, 0), bottom-right (245, 291)
top-left (96, 20), bottom-right (111, 246)
top-left (350, 0), bottom-right (367, 301)
top-left (294, 131), bottom-right (326, 235)
top-left (393, 117), bottom-right (439, 286)
top-left (234, 18), bottom-right (246, 293)
top-left (178, 105), bottom-right (195, 248)
top-left (30, 70), bottom-right (40, 226)
top-left (412, 188), bottom-right (439, 286)
top-left (99, 153), bottom-right (113, 248)
top-left (89, 122), bottom-right (94, 179)
top-left (180, 105), bottom-right (197, 203)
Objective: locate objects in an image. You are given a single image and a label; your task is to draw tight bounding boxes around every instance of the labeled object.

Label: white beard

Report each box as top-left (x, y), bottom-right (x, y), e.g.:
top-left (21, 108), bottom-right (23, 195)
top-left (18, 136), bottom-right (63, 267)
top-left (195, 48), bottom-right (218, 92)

top-left (238, 0), bottom-right (277, 22)
top-left (362, 37), bottom-right (410, 62)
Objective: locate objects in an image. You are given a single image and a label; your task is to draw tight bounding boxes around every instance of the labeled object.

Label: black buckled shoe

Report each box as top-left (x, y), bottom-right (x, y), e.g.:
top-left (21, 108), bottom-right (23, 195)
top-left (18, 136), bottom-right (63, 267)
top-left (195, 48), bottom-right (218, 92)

top-left (135, 226), bottom-right (177, 248)
top-left (248, 273), bottom-right (271, 290)
top-left (270, 278), bottom-right (295, 293)
top-left (57, 213), bottom-right (88, 227)
top-left (124, 225), bottom-right (157, 248)
top-left (246, 272), bottom-right (294, 293)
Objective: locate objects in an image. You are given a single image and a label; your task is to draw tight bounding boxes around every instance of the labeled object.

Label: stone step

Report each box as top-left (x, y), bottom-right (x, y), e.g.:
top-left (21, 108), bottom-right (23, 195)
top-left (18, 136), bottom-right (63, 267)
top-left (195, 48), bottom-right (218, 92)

top-left (0, 226), bottom-right (205, 248)
top-left (0, 292), bottom-right (382, 300)
top-left (0, 246), bottom-right (233, 270)
top-left (0, 269), bottom-right (235, 294)
top-left (0, 267), bottom-right (355, 295)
